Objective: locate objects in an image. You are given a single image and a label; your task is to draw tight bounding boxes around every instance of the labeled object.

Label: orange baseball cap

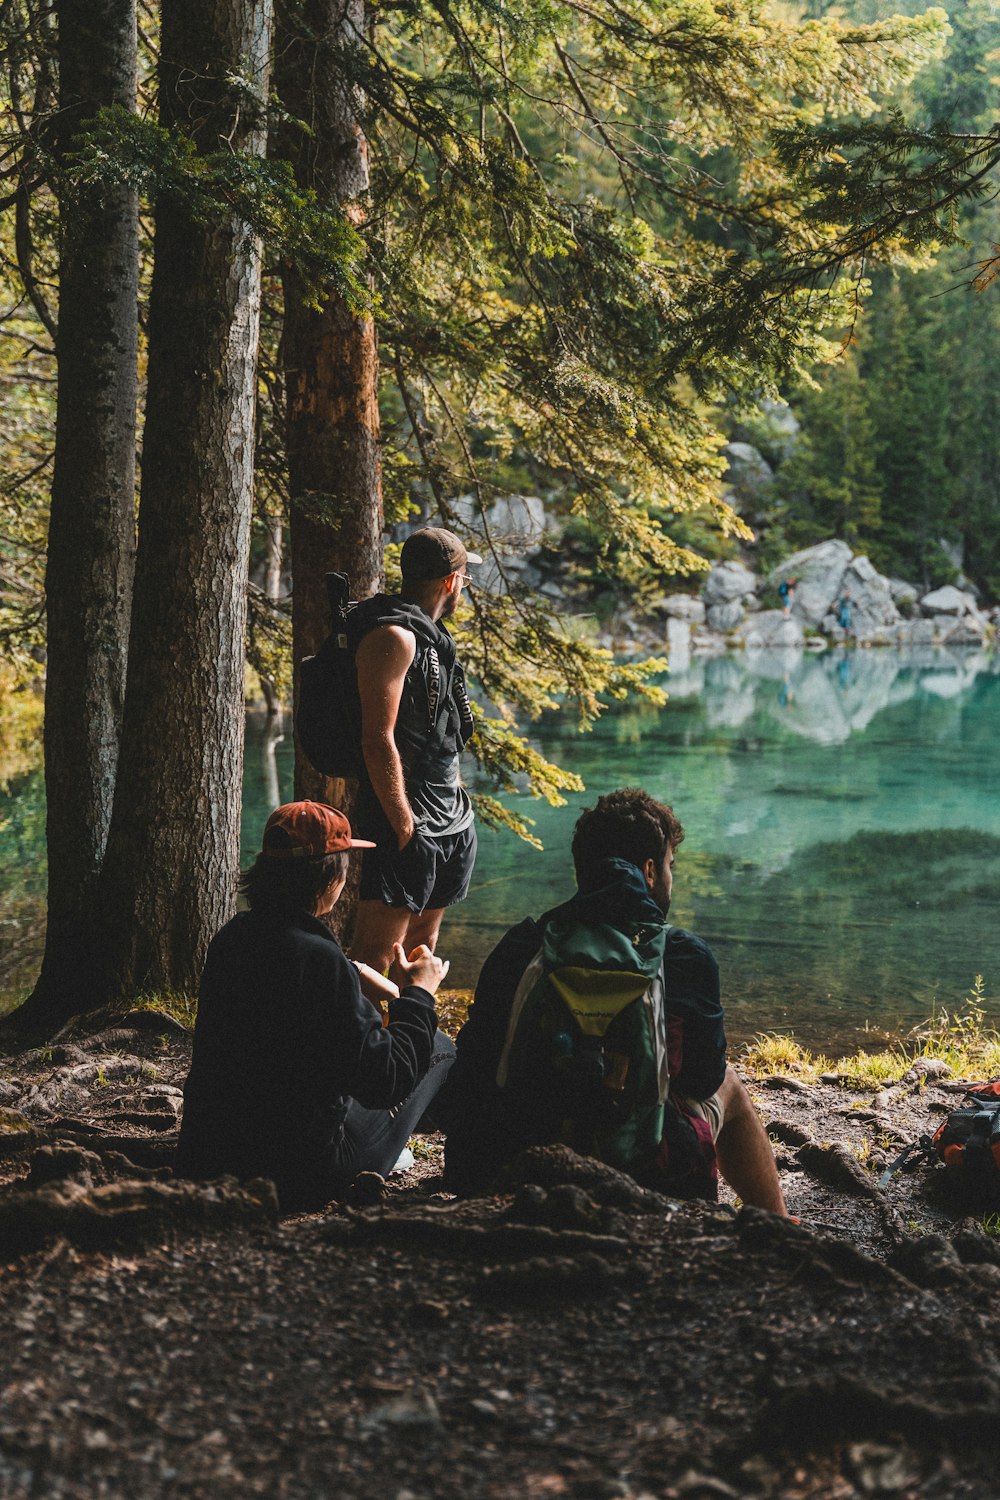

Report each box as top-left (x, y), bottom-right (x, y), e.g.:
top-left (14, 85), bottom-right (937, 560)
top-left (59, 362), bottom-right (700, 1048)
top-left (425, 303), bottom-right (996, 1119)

top-left (262, 802), bottom-right (376, 859)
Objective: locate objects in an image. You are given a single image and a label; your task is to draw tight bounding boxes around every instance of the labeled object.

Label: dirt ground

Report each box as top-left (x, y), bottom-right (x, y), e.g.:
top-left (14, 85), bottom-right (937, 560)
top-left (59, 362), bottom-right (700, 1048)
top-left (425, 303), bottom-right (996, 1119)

top-left (2, 1008), bottom-right (999, 1500)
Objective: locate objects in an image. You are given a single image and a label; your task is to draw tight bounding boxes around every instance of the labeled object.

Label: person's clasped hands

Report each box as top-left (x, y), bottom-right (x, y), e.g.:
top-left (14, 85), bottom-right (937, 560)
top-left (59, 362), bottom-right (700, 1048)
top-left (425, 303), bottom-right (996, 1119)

top-left (391, 942), bottom-right (450, 994)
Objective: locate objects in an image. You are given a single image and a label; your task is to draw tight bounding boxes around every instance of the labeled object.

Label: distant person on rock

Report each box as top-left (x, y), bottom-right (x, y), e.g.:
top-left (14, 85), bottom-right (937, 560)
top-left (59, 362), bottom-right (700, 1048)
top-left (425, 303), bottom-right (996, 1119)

top-left (349, 527), bottom-right (481, 977)
top-left (778, 577), bottom-right (797, 618)
top-left (176, 801), bottom-right (455, 1211)
top-left (436, 788), bottom-right (787, 1214)
top-left (837, 591), bottom-right (853, 636)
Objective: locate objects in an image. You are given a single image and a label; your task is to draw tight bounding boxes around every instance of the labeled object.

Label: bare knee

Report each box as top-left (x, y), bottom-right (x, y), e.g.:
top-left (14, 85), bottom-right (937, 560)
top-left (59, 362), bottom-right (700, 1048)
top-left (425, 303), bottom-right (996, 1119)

top-left (716, 1065), bottom-right (755, 1126)
top-left (404, 908), bottom-right (445, 954)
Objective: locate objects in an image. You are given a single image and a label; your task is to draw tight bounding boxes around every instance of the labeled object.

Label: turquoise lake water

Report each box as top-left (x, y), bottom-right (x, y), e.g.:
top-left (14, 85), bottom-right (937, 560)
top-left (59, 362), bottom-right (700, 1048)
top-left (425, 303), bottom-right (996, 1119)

top-left (4, 644), bottom-right (999, 1048)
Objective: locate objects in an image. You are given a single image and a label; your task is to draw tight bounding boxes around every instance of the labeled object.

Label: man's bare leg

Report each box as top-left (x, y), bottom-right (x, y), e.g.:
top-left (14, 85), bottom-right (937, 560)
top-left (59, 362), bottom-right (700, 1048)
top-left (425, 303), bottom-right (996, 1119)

top-left (351, 901), bottom-right (413, 974)
top-left (714, 1065), bottom-right (788, 1215)
top-left (402, 907), bottom-right (445, 954)
top-left (351, 904), bottom-right (446, 976)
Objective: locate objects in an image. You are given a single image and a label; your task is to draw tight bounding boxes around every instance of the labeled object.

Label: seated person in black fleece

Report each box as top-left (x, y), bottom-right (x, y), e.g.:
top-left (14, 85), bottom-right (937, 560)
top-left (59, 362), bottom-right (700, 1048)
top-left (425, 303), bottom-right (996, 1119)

top-left (435, 788), bottom-right (786, 1214)
top-left (176, 800), bottom-right (454, 1211)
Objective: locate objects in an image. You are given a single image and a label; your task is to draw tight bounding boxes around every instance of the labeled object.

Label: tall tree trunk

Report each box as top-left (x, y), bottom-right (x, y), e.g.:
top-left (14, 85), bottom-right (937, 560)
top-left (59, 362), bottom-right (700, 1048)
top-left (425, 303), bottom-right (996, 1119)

top-left (14, 0), bottom-right (138, 1034)
top-left (275, 0), bottom-right (384, 817)
top-left (95, 0), bottom-right (273, 1004)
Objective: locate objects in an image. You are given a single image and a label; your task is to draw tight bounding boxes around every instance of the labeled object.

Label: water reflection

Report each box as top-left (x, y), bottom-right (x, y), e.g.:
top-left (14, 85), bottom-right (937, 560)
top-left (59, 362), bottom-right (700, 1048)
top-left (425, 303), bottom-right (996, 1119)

top-left (667, 642), bottom-right (994, 742)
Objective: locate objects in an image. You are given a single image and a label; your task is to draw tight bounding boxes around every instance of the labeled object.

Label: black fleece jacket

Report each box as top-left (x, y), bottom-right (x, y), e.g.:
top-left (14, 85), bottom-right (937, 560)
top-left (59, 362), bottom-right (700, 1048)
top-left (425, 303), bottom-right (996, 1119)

top-left (176, 906), bottom-right (437, 1191)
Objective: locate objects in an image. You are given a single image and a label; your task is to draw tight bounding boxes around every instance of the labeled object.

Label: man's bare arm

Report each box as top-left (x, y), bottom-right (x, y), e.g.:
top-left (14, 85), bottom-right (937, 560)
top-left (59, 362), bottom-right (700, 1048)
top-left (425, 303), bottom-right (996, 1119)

top-left (356, 624), bottom-right (417, 848)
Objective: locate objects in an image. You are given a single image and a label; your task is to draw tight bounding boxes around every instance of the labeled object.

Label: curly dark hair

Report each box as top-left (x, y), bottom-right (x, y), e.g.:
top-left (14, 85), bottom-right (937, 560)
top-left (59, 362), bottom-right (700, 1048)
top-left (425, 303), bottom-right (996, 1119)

top-left (571, 787), bottom-right (684, 889)
top-left (238, 850), bottom-right (349, 913)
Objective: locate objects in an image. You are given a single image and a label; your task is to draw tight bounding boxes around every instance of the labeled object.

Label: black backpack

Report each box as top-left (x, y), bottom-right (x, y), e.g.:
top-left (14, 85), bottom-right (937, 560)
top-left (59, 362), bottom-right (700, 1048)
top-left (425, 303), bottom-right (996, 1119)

top-left (295, 573), bottom-right (364, 779)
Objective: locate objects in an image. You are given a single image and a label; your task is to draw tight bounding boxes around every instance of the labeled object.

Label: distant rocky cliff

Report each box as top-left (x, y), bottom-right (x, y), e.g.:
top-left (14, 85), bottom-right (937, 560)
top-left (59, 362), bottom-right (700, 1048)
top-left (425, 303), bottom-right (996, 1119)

top-left (650, 539), bottom-right (996, 661)
top-left (445, 494), bottom-right (997, 660)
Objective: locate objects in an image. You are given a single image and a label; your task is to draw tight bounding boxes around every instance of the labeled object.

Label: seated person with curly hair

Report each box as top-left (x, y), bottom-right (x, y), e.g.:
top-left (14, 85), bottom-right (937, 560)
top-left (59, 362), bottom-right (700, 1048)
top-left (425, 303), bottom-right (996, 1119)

top-left (436, 787), bottom-right (786, 1214)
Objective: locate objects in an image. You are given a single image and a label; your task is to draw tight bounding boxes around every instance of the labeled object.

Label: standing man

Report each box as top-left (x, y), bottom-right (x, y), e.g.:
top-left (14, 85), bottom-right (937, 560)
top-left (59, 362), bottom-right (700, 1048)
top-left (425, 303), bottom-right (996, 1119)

top-left (349, 527), bottom-right (480, 975)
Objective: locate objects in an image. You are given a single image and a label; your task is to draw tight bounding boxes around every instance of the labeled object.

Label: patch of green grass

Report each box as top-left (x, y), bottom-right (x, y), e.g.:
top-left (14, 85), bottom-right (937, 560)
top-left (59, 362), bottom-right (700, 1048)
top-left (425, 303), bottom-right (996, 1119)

top-left (743, 978), bottom-right (1000, 1088)
top-left (740, 1032), bottom-right (832, 1081)
top-left (831, 1049), bottom-right (910, 1090)
top-left (129, 990), bottom-right (198, 1030)
top-left (981, 1212), bottom-right (1000, 1238)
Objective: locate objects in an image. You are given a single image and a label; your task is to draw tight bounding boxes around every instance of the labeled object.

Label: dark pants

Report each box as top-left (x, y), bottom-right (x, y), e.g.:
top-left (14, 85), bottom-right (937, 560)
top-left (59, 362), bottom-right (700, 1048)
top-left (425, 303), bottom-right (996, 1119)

top-left (326, 1030), bottom-right (456, 1191)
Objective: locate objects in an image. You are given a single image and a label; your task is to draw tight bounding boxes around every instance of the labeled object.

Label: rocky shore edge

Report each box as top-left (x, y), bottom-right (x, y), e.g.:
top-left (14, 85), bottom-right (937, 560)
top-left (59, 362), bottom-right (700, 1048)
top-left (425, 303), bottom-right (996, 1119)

top-left (437, 494), bottom-right (997, 661)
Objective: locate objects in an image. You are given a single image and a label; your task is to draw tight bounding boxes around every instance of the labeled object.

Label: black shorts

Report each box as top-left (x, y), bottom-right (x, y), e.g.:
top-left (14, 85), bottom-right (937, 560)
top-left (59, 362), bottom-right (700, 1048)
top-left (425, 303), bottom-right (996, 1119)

top-left (359, 823), bottom-right (477, 913)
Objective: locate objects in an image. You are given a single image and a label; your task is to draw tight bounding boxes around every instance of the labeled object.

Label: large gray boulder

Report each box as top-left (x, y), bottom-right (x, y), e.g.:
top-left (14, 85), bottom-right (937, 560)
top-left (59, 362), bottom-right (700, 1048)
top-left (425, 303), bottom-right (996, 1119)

top-left (934, 614), bottom-right (987, 646)
top-left (723, 443), bottom-right (774, 495)
top-left (446, 495), bottom-right (552, 593)
top-left (704, 559), bottom-right (758, 606)
top-left (664, 616), bottom-right (691, 672)
top-left (892, 617), bottom-right (936, 647)
top-left (706, 600), bottom-right (745, 631)
top-left (449, 492), bottom-right (550, 546)
top-left (919, 585), bottom-right (977, 617)
top-left (834, 555), bottom-right (900, 641)
top-left (769, 541), bottom-right (852, 626)
top-left (655, 593), bottom-right (706, 625)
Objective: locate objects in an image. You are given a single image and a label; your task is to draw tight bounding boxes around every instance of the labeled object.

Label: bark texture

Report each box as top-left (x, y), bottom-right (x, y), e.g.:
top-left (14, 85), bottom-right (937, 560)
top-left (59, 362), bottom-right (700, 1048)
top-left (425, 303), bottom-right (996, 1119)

top-left (20, 0), bottom-right (138, 1031)
top-left (96, 0), bottom-right (273, 1002)
top-left (276, 0), bottom-right (384, 810)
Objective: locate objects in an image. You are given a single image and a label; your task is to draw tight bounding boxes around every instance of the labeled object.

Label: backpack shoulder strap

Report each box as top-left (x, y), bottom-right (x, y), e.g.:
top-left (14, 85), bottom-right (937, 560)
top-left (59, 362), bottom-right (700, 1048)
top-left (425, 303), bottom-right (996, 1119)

top-left (643, 924), bottom-right (674, 1106)
top-left (495, 946), bottom-right (545, 1088)
top-left (645, 969), bottom-right (670, 1106)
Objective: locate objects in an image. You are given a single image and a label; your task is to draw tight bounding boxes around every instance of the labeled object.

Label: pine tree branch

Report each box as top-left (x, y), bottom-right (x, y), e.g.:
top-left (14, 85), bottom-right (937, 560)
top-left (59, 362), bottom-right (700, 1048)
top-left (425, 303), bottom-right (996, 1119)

top-left (13, 177), bottom-right (56, 341)
top-left (553, 40), bottom-right (636, 215)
